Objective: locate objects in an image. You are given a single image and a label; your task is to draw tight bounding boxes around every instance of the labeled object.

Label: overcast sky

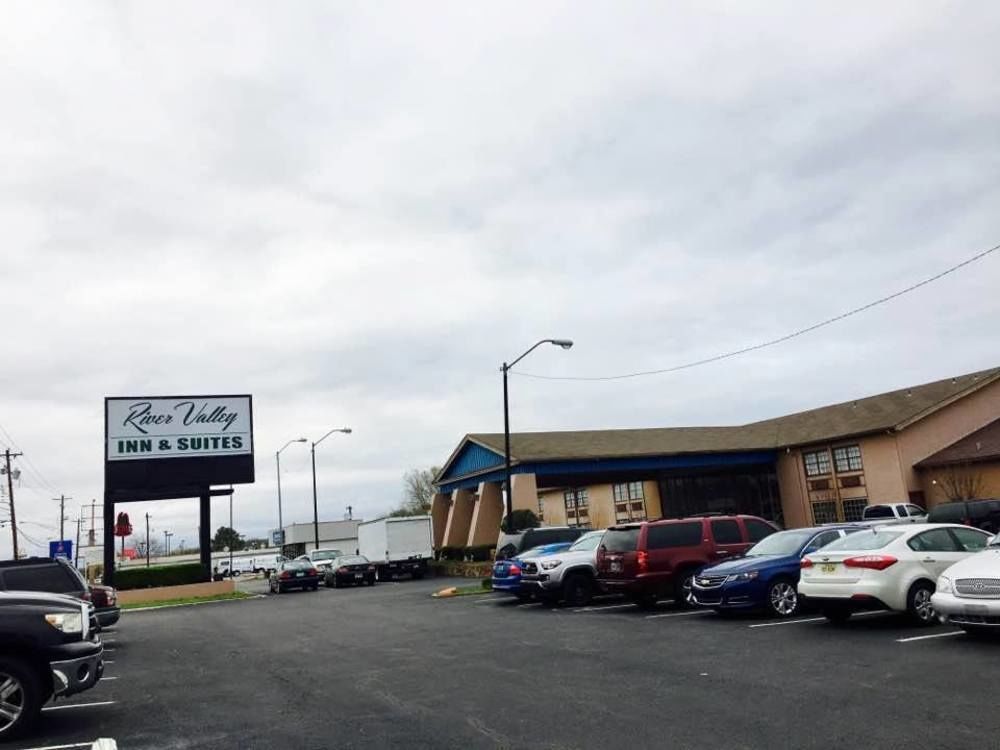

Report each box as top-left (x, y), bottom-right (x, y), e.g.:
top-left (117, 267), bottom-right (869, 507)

top-left (1, 2), bottom-right (998, 557)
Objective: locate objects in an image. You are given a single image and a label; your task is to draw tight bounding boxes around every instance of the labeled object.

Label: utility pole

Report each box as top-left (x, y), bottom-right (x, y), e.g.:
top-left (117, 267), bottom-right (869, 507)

top-left (55, 494), bottom-right (71, 543)
top-left (74, 517), bottom-right (81, 568)
top-left (145, 513), bottom-right (151, 568)
top-left (4, 449), bottom-right (21, 559)
top-left (89, 499), bottom-right (97, 546)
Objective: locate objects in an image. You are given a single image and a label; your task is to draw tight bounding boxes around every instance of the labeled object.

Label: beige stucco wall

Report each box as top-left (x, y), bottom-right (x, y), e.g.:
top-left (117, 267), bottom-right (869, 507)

top-left (510, 473), bottom-right (539, 512)
top-left (895, 379), bottom-right (1000, 496)
top-left (921, 462), bottom-right (1000, 506)
top-left (858, 434), bottom-right (908, 502)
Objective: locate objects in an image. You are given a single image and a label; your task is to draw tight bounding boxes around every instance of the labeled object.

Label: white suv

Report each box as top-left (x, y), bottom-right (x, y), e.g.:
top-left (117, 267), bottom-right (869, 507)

top-left (517, 530), bottom-right (605, 606)
top-left (931, 534), bottom-right (1000, 636)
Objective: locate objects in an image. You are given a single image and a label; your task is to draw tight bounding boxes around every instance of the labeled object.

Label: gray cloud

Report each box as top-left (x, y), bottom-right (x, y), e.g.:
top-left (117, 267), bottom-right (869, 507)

top-left (1, 1), bottom-right (998, 555)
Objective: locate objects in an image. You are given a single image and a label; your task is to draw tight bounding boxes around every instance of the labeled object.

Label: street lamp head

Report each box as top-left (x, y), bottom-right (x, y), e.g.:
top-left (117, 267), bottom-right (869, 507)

top-left (341, 428), bottom-right (353, 435)
top-left (551, 339), bottom-right (574, 350)
top-left (295, 438), bottom-right (307, 443)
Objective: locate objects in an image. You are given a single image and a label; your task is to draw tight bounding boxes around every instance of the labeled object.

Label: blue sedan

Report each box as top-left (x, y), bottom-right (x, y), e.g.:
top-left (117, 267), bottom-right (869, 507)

top-left (492, 543), bottom-right (573, 600)
top-left (692, 525), bottom-right (861, 618)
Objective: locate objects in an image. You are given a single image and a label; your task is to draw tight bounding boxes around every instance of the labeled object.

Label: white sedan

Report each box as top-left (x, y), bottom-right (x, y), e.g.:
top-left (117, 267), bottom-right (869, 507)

top-left (931, 534), bottom-right (1000, 636)
top-left (799, 523), bottom-right (993, 625)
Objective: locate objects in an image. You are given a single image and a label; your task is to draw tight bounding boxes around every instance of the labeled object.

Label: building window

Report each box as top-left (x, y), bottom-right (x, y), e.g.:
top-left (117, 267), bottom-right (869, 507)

top-left (810, 500), bottom-right (838, 525)
top-left (613, 481), bottom-right (646, 522)
top-left (841, 497), bottom-right (868, 522)
top-left (564, 489), bottom-right (589, 526)
top-left (833, 444), bottom-right (863, 473)
top-left (537, 495), bottom-right (545, 521)
top-left (803, 450), bottom-right (831, 477)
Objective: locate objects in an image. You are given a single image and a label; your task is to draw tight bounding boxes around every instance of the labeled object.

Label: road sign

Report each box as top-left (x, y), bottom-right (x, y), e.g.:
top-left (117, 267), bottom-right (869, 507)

top-left (49, 540), bottom-right (73, 560)
top-left (272, 530), bottom-right (285, 546)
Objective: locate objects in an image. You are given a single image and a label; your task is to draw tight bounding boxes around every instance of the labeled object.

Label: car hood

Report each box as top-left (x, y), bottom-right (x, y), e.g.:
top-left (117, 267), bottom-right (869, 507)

top-left (0, 590), bottom-right (85, 609)
top-left (518, 548), bottom-right (597, 566)
top-left (701, 555), bottom-right (795, 576)
top-left (942, 549), bottom-right (1000, 579)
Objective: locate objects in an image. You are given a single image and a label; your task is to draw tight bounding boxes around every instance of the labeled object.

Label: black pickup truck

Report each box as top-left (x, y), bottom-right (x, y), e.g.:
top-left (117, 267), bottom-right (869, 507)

top-left (0, 591), bottom-right (104, 740)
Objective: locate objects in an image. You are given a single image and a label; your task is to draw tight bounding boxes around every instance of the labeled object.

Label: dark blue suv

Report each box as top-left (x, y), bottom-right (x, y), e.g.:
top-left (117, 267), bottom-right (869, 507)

top-left (691, 525), bottom-right (861, 618)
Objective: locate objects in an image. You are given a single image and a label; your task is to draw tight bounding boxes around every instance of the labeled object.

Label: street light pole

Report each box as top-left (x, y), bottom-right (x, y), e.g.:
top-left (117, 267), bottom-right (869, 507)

top-left (276, 438), bottom-right (307, 546)
top-left (501, 339), bottom-right (573, 531)
top-left (310, 427), bottom-right (353, 550)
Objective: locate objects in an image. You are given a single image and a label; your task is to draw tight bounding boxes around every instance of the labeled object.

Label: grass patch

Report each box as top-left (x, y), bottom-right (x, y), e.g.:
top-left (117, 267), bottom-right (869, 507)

top-left (122, 591), bottom-right (253, 610)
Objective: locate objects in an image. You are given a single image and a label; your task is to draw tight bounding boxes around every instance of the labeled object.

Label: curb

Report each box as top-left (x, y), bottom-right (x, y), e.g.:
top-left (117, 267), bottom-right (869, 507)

top-left (124, 594), bottom-right (264, 613)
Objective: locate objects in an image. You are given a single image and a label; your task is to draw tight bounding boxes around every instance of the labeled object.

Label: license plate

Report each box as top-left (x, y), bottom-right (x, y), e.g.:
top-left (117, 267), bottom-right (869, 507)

top-left (820, 564), bottom-right (837, 574)
top-left (354, 573), bottom-right (363, 579)
top-left (295, 572), bottom-right (304, 577)
top-left (610, 561), bottom-right (622, 573)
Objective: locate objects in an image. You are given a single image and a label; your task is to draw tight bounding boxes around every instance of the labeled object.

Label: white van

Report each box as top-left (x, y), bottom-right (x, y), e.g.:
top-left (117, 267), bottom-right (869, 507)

top-left (251, 554), bottom-right (283, 575)
top-left (216, 557), bottom-right (256, 577)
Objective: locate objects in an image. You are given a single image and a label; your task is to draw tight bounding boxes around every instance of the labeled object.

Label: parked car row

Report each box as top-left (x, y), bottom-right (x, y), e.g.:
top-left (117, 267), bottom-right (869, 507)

top-left (270, 554), bottom-right (379, 593)
top-left (491, 512), bottom-right (1000, 635)
top-left (0, 557), bottom-right (114, 740)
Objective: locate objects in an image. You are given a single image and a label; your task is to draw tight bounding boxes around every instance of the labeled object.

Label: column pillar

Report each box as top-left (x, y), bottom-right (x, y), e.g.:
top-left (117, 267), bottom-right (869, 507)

top-left (442, 488), bottom-right (474, 548)
top-left (510, 472), bottom-right (539, 513)
top-left (102, 494), bottom-right (115, 586)
top-left (199, 490), bottom-right (211, 580)
top-left (430, 492), bottom-right (451, 549)
top-left (467, 481), bottom-right (503, 547)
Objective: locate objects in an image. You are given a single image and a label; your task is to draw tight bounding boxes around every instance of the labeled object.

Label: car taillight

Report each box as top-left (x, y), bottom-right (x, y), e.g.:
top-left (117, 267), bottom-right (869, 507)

top-left (509, 564), bottom-right (521, 576)
top-left (843, 555), bottom-right (897, 571)
top-left (368, 565), bottom-right (376, 571)
top-left (637, 550), bottom-right (648, 574)
top-left (337, 567), bottom-right (349, 574)
top-left (800, 558), bottom-right (814, 569)
top-left (82, 591), bottom-right (92, 601)
top-left (309, 568), bottom-right (319, 577)
top-left (280, 571), bottom-right (291, 579)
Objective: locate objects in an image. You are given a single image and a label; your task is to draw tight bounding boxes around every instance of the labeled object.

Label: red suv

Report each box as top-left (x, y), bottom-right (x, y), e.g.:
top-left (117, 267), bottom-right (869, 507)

top-left (596, 514), bottom-right (779, 607)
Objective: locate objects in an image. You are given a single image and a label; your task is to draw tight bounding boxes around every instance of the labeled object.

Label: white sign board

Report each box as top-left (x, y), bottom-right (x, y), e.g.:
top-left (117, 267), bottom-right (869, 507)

top-left (106, 396), bottom-right (253, 462)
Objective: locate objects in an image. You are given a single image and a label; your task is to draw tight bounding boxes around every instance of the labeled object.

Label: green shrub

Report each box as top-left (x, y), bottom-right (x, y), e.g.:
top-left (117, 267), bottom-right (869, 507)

top-left (115, 562), bottom-right (208, 590)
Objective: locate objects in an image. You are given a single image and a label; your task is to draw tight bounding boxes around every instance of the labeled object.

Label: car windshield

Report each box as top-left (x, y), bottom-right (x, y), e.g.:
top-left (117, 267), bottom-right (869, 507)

top-left (311, 550), bottom-right (342, 561)
top-left (285, 560), bottom-right (313, 570)
top-left (744, 529), bottom-right (815, 556)
top-left (989, 535), bottom-right (1000, 549)
top-left (863, 505), bottom-right (895, 519)
top-left (820, 530), bottom-right (904, 551)
top-left (569, 533), bottom-right (603, 552)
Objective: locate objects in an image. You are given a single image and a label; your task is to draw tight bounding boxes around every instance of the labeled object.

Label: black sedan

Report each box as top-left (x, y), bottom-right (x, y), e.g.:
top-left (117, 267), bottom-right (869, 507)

top-left (323, 556), bottom-right (377, 588)
top-left (270, 560), bottom-right (321, 593)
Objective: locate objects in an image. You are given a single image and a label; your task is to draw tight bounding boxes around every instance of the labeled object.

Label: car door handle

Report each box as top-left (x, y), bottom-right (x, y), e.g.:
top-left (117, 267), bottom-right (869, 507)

top-left (922, 557), bottom-right (936, 563)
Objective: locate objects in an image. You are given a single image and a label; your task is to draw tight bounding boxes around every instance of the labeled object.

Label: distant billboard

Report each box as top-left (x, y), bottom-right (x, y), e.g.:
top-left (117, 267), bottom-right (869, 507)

top-left (105, 395), bottom-right (254, 495)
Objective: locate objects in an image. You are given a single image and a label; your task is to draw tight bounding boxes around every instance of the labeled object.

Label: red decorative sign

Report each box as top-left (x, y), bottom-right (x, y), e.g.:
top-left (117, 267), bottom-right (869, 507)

top-left (114, 511), bottom-right (133, 537)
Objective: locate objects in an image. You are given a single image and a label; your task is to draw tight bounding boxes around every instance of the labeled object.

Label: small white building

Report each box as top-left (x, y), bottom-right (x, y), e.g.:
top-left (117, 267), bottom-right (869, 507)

top-left (281, 520), bottom-right (362, 557)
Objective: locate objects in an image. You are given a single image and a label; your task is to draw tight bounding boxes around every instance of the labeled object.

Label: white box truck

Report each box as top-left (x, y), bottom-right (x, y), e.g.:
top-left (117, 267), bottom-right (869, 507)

top-left (357, 516), bottom-right (434, 581)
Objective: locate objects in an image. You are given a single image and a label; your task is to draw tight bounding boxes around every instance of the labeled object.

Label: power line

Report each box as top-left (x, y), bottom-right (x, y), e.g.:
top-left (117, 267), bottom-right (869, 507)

top-left (515, 240), bottom-right (1000, 382)
top-left (0, 421), bottom-right (61, 495)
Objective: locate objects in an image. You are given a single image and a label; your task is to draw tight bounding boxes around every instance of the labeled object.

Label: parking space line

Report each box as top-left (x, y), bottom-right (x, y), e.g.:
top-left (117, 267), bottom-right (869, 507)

top-left (42, 700), bottom-right (117, 712)
top-left (100, 676), bottom-right (119, 681)
top-left (897, 631), bottom-right (964, 643)
top-left (104, 660), bottom-right (115, 664)
top-left (19, 742), bottom-right (102, 749)
top-left (572, 603), bottom-right (638, 613)
top-left (748, 617), bottom-right (827, 628)
top-left (645, 610), bottom-right (711, 620)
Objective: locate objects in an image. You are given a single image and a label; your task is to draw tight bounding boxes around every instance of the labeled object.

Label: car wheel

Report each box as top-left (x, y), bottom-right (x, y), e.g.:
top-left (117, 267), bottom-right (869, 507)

top-left (562, 574), bottom-right (594, 608)
top-left (366, 577), bottom-right (376, 586)
top-left (0, 657), bottom-right (43, 741)
top-left (906, 581), bottom-right (937, 626)
top-left (766, 579), bottom-right (799, 618)
top-left (232, 570), bottom-right (241, 577)
top-left (311, 584), bottom-right (319, 591)
top-left (674, 571), bottom-right (698, 608)
top-left (822, 607), bottom-right (852, 624)
top-left (515, 592), bottom-right (533, 603)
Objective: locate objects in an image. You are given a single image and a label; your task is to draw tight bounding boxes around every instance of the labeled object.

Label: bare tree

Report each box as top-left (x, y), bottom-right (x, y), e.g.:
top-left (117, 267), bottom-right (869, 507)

top-left (390, 467), bottom-right (441, 517)
top-left (936, 462), bottom-right (986, 501)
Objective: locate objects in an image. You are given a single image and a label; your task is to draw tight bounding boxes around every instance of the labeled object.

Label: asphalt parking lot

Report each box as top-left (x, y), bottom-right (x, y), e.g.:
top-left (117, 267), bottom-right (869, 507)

top-left (13, 578), bottom-right (1000, 750)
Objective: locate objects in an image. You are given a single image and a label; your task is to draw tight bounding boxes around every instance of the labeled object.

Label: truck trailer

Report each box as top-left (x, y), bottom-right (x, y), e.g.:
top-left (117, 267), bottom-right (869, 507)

top-left (357, 516), bottom-right (434, 581)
